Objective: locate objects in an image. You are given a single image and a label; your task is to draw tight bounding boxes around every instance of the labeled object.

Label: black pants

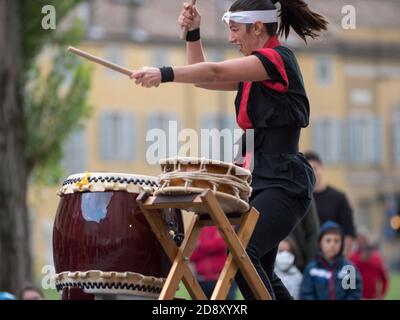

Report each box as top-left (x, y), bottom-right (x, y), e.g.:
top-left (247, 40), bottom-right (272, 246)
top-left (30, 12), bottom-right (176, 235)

top-left (235, 188), bottom-right (311, 300)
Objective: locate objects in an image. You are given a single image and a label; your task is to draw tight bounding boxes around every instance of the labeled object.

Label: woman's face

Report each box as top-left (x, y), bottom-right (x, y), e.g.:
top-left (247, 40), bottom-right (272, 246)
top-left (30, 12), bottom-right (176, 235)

top-left (228, 21), bottom-right (261, 56)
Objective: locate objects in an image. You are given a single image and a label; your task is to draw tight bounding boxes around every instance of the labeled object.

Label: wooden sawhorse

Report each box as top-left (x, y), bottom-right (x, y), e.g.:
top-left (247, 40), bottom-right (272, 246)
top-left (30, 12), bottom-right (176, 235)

top-left (137, 189), bottom-right (272, 300)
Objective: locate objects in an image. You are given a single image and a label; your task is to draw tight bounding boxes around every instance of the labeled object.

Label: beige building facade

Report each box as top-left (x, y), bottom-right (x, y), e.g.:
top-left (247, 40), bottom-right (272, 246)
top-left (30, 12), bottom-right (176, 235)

top-left (30, 0), bottom-right (400, 276)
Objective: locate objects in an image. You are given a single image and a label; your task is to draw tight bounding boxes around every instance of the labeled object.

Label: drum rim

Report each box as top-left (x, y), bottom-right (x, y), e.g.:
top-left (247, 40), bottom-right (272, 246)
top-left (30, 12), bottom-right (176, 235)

top-left (54, 270), bottom-right (165, 298)
top-left (58, 172), bottom-right (158, 196)
top-left (65, 172), bottom-right (158, 182)
top-left (159, 157), bottom-right (251, 177)
top-left (154, 186), bottom-right (250, 213)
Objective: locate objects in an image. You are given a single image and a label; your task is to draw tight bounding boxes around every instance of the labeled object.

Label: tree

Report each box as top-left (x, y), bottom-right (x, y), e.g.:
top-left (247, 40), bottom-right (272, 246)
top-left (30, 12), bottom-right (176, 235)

top-left (0, 0), bottom-right (91, 294)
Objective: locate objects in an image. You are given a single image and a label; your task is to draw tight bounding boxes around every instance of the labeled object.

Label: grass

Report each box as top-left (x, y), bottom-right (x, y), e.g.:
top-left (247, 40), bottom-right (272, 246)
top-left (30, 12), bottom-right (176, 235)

top-left (386, 272), bottom-right (400, 300)
top-left (41, 273), bottom-right (400, 300)
top-left (43, 289), bottom-right (60, 300)
top-left (175, 282), bottom-right (243, 300)
top-left (177, 273), bottom-right (400, 300)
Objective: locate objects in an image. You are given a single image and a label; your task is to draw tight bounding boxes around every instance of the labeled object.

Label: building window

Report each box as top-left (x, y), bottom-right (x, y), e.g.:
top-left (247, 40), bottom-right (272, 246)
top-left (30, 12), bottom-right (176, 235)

top-left (75, 2), bottom-right (90, 30)
top-left (151, 48), bottom-right (169, 67)
top-left (358, 201), bottom-right (372, 229)
top-left (205, 49), bottom-right (224, 62)
top-left (350, 89), bottom-right (373, 106)
top-left (200, 113), bottom-right (239, 162)
top-left (42, 218), bottom-right (54, 266)
top-left (393, 107), bottom-right (400, 165)
top-left (200, 113), bottom-right (238, 131)
top-left (313, 118), bottom-right (343, 165)
top-left (348, 114), bottom-right (382, 165)
top-left (99, 111), bottom-right (136, 162)
top-left (104, 45), bottom-right (125, 77)
top-left (146, 112), bottom-right (180, 159)
top-left (62, 128), bottom-right (88, 175)
top-left (87, 0), bottom-right (105, 39)
top-left (316, 56), bottom-right (333, 85)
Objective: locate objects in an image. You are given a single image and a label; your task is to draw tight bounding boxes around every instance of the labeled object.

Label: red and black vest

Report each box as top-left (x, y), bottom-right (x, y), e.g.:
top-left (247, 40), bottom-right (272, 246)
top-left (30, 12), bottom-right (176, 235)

top-left (235, 36), bottom-right (315, 199)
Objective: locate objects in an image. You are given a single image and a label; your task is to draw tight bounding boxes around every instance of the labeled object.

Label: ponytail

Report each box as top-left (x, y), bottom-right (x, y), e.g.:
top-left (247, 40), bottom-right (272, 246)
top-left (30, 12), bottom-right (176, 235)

top-left (230, 0), bottom-right (328, 43)
top-left (277, 0), bottom-right (328, 43)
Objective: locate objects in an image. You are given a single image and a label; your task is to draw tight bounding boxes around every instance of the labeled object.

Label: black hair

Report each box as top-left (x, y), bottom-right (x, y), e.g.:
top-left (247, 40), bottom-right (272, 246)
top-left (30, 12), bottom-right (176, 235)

top-left (318, 228), bottom-right (342, 242)
top-left (229, 0), bottom-right (328, 43)
top-left (304, 150), bottom-right (323, 165)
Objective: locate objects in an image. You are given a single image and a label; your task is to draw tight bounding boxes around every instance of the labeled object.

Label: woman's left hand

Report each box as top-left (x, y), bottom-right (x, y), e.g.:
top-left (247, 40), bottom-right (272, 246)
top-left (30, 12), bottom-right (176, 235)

top-left (130, 67), bottom-right (161, 88)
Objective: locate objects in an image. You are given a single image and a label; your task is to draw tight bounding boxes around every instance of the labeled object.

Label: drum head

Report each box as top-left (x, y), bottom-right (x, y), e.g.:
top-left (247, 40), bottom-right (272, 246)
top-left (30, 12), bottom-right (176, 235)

top-left (58, 172), bottom-right (158, 195)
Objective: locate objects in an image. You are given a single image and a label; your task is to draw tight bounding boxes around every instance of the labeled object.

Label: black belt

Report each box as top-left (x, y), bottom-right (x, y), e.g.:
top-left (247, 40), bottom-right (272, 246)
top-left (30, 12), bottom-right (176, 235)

top-left (255, 128), bottom-right (300, 154)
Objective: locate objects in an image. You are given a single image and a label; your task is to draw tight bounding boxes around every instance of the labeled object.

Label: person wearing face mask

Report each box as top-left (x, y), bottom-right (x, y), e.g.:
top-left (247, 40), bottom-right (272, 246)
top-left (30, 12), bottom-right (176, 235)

top-left (130, 0), bottom-right (328, 300)
top-left (300, 221), bottom-right (362, 300)
top-left (274, 239), bottom-right (303, 300)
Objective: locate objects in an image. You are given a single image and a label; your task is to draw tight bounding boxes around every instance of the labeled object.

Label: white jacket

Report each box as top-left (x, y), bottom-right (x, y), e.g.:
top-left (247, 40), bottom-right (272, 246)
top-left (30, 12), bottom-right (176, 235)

top-left (274, 265), bottom-right (303, 300)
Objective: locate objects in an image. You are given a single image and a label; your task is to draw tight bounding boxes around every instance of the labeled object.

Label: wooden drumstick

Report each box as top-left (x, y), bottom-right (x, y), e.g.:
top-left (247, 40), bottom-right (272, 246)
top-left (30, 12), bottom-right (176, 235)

top-left (67, 46), bottom-right (132, 77)
top-left (180, 0), bottom-right (197, 40)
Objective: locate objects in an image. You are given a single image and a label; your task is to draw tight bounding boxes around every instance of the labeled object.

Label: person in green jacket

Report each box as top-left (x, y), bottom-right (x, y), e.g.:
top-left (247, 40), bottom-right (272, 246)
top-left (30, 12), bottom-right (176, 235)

top-left (289, 197), bottom-right (320, 272)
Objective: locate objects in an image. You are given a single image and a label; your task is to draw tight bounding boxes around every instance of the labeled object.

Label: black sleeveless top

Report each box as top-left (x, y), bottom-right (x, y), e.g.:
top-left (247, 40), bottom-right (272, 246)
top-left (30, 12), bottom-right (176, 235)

top-left (235, 36), bottom-right (315, 199)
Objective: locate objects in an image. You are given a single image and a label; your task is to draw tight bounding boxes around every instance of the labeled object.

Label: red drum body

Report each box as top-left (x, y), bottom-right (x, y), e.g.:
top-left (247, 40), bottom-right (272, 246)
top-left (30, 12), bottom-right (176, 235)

top-left (53, 173), bottom-right (182, 299)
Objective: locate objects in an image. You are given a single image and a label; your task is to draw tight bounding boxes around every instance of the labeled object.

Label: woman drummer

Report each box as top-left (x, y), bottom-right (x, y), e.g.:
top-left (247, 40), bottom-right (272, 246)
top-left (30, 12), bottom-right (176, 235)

top-left (131, 0), bottom-right (327, 300)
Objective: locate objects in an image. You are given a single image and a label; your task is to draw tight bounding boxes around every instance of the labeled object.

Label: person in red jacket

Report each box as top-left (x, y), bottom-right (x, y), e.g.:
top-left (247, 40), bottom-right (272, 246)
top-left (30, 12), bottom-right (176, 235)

top-left (190, 226), bottom-right (237, 299)
top-left (350, 226), bottom-right (389, 299)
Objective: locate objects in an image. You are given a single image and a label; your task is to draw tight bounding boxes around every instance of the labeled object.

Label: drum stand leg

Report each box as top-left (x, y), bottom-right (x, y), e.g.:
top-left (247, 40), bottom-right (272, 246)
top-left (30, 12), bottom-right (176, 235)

top-left (136, 194), bottom-right (207, 300)
top-left (137, 189), bottom-right (272, 301)
top-left (211, 208), bottom-right (258, 300)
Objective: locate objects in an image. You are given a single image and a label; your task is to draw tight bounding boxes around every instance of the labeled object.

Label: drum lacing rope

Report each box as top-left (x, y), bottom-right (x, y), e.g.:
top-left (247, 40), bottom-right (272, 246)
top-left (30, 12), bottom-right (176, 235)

top-left (210, 181), bottom-right (219, 194)
top-left (160, 180), bottom-right (169, 192)
top-left (184, 177), bottom-right (193, 193)
top-left (232, 186), bottom-right (240, 199)
top-left (227, 163), bottom-right (233, 176)
top-left (158, 170), bottom-right (252, 200)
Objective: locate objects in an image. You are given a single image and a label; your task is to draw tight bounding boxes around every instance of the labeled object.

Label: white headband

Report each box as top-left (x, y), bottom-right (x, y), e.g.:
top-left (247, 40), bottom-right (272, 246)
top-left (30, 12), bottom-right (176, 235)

top-left (222, 10), bottom-right (278, 24)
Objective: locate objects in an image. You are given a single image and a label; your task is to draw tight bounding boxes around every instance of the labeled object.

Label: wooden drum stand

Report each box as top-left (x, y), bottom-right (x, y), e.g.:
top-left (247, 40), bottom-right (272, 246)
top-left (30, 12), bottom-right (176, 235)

top-left (137, 189), bottom-right (272, 300)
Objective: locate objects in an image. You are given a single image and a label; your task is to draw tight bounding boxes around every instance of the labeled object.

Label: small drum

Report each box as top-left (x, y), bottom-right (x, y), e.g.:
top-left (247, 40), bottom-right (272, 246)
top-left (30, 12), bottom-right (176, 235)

top-left (53, 172), bottom-right (183, 300)
top-left (155, 157), bottom-right (252, 213)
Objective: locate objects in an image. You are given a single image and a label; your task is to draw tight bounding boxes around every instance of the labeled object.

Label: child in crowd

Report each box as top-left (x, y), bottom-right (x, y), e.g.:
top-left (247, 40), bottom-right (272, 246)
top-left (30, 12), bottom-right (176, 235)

top-left (190, 226), bottom-right (237, 299)
top-left (300, 221), bottom-right (362, 300)
top-left (274, 239), bottom-right (303, 299)
top-left (351, 226), bottom-right (389, 299)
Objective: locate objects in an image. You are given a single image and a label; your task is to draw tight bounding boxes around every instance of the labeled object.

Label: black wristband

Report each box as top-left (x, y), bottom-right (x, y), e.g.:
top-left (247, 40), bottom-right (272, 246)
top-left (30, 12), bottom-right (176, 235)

top-left (159, 66), bottom-right (174, 83)
top-left (186, 28), bottom-right (200, 42)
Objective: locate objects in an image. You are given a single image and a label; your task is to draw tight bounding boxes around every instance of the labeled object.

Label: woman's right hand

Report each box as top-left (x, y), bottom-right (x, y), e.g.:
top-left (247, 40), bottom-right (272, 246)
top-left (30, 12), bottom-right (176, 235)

top-left (178, 2), bottom-right (201, 31)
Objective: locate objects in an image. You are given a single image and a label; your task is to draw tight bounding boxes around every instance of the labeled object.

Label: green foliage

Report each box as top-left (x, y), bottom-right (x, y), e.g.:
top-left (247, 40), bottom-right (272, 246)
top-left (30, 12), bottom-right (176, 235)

top-left (21, 0), bottom-right (83, 72)
top-left (24, 51), bottom-right (92, 183)
top-left (21, 0), bottom-right (92, 184)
